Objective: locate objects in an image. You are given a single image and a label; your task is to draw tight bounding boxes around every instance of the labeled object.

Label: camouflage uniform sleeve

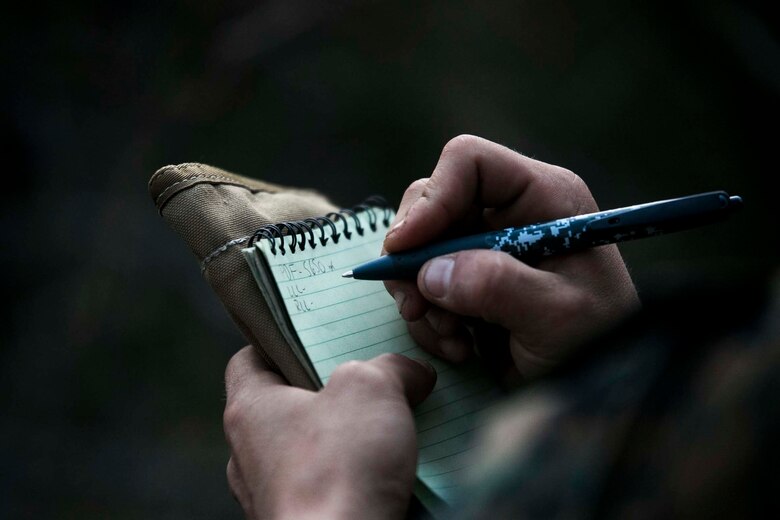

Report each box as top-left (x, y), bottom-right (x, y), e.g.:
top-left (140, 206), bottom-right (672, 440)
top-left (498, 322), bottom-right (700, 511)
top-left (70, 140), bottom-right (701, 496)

top-left (453, 271), bottom-right (780, 519)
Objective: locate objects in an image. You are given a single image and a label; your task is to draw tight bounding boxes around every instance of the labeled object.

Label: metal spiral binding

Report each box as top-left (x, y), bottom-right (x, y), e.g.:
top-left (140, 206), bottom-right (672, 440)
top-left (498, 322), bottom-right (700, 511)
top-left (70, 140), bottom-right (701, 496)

top-left (247, 196), bottom-right (392, 256)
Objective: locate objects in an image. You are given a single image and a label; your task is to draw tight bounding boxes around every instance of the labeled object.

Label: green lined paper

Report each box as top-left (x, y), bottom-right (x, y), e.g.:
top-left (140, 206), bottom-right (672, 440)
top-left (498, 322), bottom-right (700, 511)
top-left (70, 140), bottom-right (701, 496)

top-left (242, 209), bottom-right (501, 512)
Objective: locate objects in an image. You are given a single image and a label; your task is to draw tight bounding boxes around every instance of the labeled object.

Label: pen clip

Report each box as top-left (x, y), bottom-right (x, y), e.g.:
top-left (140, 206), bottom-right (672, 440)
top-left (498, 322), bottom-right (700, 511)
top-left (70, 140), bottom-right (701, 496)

top-left (585, 191), bottom-right (741, 233)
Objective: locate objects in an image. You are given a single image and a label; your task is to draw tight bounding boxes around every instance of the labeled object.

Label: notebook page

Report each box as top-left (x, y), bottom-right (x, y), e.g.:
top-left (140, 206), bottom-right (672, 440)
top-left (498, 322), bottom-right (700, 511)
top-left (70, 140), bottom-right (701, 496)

top-left (244, 209), bottom-right (501, 507)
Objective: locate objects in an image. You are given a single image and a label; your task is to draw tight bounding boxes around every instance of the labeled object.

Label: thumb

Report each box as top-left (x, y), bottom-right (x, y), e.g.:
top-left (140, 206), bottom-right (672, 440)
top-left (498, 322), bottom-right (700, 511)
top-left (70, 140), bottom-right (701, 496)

top-left (367, 354), bottom-right (438, 407)
top-left (327, 354), bottom-right (437, 407)
top-left (417, 250), bottom-right (568, 330)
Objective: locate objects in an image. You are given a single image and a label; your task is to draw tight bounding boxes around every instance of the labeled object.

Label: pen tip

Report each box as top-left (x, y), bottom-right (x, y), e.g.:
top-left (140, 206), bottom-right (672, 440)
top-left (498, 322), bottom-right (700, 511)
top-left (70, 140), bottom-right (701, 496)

top-left (342, 271), bottom-right (353, 278)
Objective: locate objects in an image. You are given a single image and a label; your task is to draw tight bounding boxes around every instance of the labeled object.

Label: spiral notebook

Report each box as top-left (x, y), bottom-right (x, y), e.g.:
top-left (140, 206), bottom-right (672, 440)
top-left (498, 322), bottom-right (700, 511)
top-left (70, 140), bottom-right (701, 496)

top-left (241, 200), bottom-right (502, 514)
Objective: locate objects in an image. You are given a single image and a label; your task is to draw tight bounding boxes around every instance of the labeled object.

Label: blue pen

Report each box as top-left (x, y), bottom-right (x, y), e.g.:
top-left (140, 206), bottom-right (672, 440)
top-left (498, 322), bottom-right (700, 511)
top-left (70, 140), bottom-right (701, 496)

top-left (343, 190), bottom-right (742, 280)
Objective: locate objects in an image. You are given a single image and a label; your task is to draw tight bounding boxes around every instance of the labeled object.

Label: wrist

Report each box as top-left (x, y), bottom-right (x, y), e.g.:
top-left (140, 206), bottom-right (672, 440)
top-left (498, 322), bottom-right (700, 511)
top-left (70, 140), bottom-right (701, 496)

top-left (270, 476), bottom-right (409, 520)
top-left (273, 491), bottom-right (399, 520)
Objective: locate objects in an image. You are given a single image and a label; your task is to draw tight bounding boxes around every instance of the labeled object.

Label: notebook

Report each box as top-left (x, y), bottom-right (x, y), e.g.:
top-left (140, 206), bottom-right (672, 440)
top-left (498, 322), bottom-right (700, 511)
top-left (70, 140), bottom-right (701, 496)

top-left (241, 201), bottom-right (502, 515)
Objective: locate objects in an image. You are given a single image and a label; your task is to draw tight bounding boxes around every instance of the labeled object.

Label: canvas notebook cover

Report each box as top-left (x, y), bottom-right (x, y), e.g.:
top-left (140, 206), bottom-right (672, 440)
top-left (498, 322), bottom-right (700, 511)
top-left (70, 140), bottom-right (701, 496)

top-left (241, 200), bottom-right (503, 516)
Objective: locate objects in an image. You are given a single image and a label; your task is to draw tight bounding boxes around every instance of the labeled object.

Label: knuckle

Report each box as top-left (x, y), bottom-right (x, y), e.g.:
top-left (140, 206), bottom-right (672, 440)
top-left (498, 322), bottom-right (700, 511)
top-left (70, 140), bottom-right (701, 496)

top-left (330, 359), bottom-right (363, 380)
top-left (570, 173), bottom-right (598, 213)
top-left (375, 352), bottom-right (402, 366)
top-left (226, 460), bottom-right (243, 503)
top-left (442, 134), bottom-right (480, 157)
top-left (552, 165), bottom-right (576, 179)
top-left (407, 178), bottom-right (429, 194)
top-left (224, 345), bottom-right (252, 390)
top-left (401, 178), bottom-right (429, 205)
top-left (226, 458), bottom-right (238, 484)
top-left (551, 167), bottom-right (597, 215)
top-left (224, 352), bottom-right (241, 384)
top-left (223, 400), bottom-right (246, 433)
top-left (330, 359), bottom-right (394, 392)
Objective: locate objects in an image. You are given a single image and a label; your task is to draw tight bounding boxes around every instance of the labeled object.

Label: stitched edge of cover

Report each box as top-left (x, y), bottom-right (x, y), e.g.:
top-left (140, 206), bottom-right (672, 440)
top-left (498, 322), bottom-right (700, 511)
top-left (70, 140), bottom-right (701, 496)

top-left (157, 177), bottom-right (264, 214)
top-left (149, 163), bottom-right (274, 213)
top-left (200, 235), bottom-right (252, 272)
top-left (148, 162), bottom-right (206, 199)
top-left (155, 174), bottom-right (241, 205)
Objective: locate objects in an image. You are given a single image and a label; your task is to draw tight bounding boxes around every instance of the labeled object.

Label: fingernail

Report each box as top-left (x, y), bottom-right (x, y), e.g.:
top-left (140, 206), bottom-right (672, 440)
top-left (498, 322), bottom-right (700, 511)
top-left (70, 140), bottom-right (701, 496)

top-left (386, 218), bottom-right (405, 237)
top-left (423, 257), bottom-right (454, 298)
top-left (394, 291), bottom-right (406, 316)
top-left (412, 357), bottom-right (436, 375)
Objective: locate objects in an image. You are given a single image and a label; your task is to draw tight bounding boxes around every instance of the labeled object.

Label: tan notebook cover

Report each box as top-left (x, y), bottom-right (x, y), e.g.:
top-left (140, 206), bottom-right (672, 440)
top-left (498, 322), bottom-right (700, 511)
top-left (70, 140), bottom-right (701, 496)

top-left (148, 162), bottom-right (339, 390)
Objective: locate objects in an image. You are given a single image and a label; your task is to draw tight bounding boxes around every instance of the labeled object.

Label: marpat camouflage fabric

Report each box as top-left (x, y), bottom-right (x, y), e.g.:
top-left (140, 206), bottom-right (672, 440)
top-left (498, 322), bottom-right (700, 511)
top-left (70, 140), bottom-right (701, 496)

top-left (453, 271), bottom-right (779, 519)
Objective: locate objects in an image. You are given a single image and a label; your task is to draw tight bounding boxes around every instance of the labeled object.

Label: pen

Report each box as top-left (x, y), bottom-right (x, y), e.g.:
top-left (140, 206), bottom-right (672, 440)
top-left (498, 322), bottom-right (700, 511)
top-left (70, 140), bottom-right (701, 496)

top-left (343, 190), bottom-right (743, 280)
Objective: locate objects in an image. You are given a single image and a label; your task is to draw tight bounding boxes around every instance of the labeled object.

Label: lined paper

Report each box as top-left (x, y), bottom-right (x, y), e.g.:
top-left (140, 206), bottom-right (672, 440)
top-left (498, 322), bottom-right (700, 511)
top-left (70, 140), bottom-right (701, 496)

top-left (243, 209), bottom-right (501, 507)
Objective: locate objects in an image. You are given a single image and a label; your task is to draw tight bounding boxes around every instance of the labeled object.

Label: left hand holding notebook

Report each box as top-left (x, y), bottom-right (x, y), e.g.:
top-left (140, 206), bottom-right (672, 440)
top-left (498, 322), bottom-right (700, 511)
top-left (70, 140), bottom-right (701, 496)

top-left (224, 345), bottom-right (435, 520)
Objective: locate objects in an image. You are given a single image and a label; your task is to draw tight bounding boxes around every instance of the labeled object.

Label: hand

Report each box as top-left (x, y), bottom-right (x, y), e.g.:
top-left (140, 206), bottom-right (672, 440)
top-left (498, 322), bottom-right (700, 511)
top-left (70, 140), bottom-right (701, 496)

top-left (223, 347), bottom-right (436, 520)
top-left (384, 135), bottom-right (640, 379)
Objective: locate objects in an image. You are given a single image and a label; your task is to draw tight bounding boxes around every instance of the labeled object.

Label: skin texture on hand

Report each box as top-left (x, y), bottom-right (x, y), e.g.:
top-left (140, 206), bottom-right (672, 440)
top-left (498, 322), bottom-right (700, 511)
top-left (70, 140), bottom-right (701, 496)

top-left (224, 347), bottom-right (436, 520)
top-left (383, 135), bottom-right (640, 379)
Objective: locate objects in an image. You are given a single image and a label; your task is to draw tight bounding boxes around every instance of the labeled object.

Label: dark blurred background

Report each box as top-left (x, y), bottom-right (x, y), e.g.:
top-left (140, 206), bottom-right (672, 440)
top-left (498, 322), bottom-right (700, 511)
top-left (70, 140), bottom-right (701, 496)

top-left (2, 0), bottom-right (777, 517)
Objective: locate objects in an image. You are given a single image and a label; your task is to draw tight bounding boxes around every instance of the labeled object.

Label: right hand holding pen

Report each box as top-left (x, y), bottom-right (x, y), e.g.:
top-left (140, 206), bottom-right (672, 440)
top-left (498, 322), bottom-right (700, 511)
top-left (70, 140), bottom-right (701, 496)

top-left (383, 135), bottom-right (640, 379)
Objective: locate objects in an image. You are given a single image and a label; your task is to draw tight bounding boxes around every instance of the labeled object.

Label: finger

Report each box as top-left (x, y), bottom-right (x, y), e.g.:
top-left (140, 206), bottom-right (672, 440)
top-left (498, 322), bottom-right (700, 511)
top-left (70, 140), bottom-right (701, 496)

top-left (368, 353), bottom-right (438, 407)
top-left (407, 308), bottom-right (473, 363)
top-left (227, 457), bottom-right (255, 517)
top-left (224, 345), bottom-right (287, 405)
top-left (226, 457), bottom-right (244, 504)
top-left (384, 134), bottom-right (598, 253)
top-left (417, 250), bottom-right (574, 331)
top-left (386, 279), bottom-right (430, 321)
top-left (328, 354), bottom-right (437, 407)
top-left (384, 179), bottom-right (431, 320)
top-left (384, 177), bottom-right (429, 245)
